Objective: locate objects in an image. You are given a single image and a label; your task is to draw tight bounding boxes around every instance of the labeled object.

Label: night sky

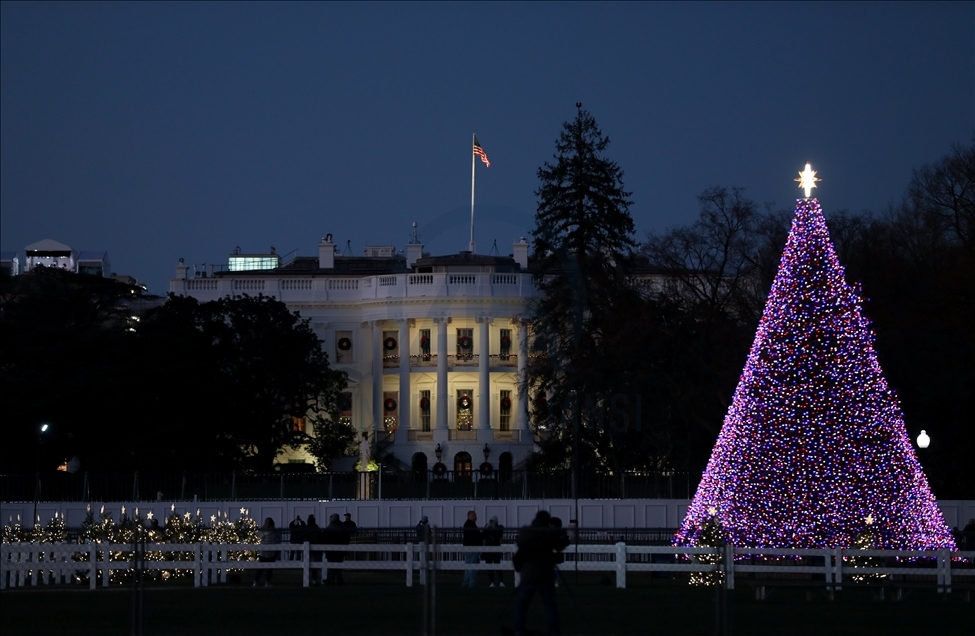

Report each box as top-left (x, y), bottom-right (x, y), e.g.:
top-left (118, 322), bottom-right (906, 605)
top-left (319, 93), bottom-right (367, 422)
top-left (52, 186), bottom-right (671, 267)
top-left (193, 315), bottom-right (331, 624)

top-left (2, 2), bottom-right (972, 295)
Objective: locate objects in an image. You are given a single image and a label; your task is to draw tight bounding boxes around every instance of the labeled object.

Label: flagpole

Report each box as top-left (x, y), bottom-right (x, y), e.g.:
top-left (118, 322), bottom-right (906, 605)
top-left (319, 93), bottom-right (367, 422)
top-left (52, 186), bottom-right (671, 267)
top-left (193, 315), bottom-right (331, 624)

top-left (470, 132), bottom-right (476, 253)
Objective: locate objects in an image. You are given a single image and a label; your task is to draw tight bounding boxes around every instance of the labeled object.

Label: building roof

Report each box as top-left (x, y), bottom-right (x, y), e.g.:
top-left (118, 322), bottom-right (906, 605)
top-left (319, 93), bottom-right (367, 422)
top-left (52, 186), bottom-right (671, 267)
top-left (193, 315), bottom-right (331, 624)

top-left (217, 255), bottom-right (409, 277)
top-left (77, 251), bottom-right (109, 261)
top-left (413, 252), bottom-right (520, 269)
top-left (25, 238), bottom-right (72, 253)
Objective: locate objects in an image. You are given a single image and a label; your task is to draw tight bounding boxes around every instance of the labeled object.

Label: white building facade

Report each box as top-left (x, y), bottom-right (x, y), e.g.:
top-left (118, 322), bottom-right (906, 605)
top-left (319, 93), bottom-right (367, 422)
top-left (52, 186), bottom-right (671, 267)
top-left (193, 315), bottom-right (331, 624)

top-left (170, 237), bottom-right (535, 475)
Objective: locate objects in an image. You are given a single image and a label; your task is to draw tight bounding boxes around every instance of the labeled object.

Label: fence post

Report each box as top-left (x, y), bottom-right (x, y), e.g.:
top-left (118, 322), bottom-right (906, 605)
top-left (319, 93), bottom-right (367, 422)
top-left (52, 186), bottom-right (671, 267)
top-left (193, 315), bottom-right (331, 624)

top-left (180, 472), bottom-right (187, 501)
top-left (201, 544), bottom-right (209, 587)
top-left (30, 545), bottom-right (37, 587)
top-left (823, 550), bottom-right (833, 600)
top-left (232, 471), bottom-right (236, 501)
top-left (943, 549), bottom-right (951, 594)
top-left (194, 543), bottom-right (201, 588)
top-left (329, 473), bottom-right (333, 500)
top-left (89, 544), bottom-right (96, 590)
top-left (302, 542), bottom-right (310, 588)
top-left (406, 542), bottom-right (413, 587)
top-left (132, 471), bottom-right (139, 501)
top-left (615, 542), bottom-right (626, 589)
top-left (82, 471), bottom-right (90, 502)
top-left (280, 474), bottom-right (285, 499)
top-left (724, 544), bottom-right (734, 590)
top-left (102, 544), bottom-right (110, 587)
top-left (833, 547), bottom-right (843, 591)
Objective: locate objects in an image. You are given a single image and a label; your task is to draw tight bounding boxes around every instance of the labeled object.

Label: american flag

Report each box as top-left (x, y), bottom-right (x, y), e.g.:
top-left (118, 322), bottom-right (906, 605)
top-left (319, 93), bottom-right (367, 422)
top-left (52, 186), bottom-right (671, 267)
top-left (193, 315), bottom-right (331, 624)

top-left (473, 135), bottom-right (490, 167)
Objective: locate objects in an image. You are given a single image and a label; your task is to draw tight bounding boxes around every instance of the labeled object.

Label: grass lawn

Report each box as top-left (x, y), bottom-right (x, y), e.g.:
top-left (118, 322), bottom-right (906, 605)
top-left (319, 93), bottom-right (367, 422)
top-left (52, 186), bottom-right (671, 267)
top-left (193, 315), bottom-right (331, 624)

top-left (1, 570), bottom-right (971, 635)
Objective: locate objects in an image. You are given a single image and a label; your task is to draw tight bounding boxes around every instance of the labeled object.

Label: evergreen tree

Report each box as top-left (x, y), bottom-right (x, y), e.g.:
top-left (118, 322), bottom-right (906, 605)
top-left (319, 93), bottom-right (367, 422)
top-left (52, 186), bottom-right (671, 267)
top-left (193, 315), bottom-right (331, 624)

top-left (674, 196), bottom-right (955, 550)
top-left (528, 108), bottom-right (639, 473)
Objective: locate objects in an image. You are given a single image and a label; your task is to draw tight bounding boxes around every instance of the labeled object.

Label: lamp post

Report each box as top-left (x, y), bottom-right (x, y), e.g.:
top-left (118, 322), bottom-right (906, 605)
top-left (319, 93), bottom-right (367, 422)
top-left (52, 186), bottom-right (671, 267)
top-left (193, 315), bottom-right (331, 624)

top-left (33, 423), bottom-right (50, 529)
top-left (482, 444), bottom-right (491, 463)
top-left (435, 443), bottom-right (442, 462)
top-left (916, 430), bottom-right (930, 449)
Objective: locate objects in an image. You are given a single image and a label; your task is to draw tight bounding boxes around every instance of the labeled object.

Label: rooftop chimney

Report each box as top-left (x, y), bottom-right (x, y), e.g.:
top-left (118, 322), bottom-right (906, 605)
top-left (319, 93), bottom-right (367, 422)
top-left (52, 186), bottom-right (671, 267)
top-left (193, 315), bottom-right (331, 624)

top-left (407, 222), bottom-right (424, 268)
top-left (175, 258), bottom-right (189, 280)
top-left (512, 238), bottom-right (529, 270)
top-left (318, 234), bottom-right (335, 269)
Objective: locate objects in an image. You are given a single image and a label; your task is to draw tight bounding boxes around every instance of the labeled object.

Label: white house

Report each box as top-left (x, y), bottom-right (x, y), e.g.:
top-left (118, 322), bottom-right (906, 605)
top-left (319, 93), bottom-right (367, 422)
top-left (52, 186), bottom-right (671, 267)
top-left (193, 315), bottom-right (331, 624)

top-left (169, 234), bottom-right (535, 475)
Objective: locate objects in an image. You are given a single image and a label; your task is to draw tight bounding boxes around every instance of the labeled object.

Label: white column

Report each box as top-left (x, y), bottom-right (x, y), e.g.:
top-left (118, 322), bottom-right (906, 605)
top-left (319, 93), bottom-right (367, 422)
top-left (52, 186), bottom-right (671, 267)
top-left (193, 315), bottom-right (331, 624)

top-left (435, 318), bottom-right (448, 435)
top-left (516, 320), bottom-right (528, 431)
top-left (398, 319), bottom-right (411, 431)
top-left (372, 321), bottom-right (383, 433)
top-left (477, 317), bottom-right (491, 438)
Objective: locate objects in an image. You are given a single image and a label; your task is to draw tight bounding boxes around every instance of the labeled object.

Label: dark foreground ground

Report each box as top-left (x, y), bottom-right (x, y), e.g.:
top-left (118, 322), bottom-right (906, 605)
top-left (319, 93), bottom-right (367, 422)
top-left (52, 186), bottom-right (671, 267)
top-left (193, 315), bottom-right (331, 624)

top-left (1, 571), bottom-right (971, 636)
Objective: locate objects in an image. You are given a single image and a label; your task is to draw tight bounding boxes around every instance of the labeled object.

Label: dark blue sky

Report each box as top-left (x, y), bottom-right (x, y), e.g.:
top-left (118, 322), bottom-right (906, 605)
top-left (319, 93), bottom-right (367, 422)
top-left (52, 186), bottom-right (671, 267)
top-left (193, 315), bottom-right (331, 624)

top-left (2, 2), bottom-right (972, 294)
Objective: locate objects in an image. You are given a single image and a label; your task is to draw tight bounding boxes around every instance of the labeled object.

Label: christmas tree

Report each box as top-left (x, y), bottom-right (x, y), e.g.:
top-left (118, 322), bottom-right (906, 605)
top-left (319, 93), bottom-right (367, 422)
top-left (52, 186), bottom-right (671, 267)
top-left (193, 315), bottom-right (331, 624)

top-left (675, 165), bottom-right (955, 551)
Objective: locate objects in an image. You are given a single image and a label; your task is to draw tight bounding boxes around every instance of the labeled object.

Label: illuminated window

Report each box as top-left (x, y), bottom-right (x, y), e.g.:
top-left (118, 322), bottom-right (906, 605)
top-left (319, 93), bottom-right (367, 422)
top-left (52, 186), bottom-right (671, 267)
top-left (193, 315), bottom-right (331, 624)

top-left (228, 255), bottom-right (280, 271)
top-left (420, 390), bottom-right (431, 432)
top-left (499, 390), bottom-right (512, 431)
top-left (456, 328), bottom-right (473, 359)
top-left (339, 392), bottom-right (353, 429)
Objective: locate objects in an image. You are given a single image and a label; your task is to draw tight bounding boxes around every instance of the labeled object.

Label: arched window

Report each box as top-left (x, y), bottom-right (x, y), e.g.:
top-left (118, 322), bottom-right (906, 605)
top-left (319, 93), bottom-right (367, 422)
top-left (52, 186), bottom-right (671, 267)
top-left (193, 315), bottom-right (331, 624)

top-left (498, 452), bottom-right (513, 483)
top-left (454, 452), bottom-right (472, 480)
top-left (412, 452), bottom-right (428, 480)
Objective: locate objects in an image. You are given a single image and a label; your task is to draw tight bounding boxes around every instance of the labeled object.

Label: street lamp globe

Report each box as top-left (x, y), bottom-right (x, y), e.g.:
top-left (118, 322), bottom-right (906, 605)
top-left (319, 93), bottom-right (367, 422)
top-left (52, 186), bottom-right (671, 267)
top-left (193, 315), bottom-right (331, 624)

top-left (916, 430), bottom-right (930, 449)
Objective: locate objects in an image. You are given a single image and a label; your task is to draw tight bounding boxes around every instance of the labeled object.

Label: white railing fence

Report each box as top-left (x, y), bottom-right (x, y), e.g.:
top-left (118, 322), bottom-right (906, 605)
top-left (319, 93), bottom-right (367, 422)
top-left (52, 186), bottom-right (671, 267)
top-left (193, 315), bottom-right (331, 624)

top-left (2, 542), bottom-right (972, 592)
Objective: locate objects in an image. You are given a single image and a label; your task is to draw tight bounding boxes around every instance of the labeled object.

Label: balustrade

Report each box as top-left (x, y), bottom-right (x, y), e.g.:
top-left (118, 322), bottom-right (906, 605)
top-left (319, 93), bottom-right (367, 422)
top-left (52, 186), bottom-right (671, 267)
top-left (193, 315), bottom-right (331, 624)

top-left (281, 279), bottom-right (312, 291)
top-left (233, 279), bottom-right (266, 292)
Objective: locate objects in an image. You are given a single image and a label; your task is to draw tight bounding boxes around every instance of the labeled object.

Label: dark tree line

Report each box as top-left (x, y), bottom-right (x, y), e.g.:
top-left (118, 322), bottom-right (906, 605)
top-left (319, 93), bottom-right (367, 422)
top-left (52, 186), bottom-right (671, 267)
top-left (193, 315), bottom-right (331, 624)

top-left (0, 272), bottom-right (350, 474)
top-left (528, 113), bottom-right (972, 499)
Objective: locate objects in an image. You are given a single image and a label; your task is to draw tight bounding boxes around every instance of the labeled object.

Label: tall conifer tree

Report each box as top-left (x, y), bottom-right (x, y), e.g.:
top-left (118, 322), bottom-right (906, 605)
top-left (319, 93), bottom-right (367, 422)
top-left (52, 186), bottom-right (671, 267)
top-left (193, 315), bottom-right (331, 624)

top-left (528, 108), bottom-right (638, 472)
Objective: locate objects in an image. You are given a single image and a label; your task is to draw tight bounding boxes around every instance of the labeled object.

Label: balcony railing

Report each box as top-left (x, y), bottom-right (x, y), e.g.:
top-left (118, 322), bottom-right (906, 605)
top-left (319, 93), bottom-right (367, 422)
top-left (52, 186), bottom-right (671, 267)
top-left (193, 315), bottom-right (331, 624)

top-left (2, 470), bottom-right (697, 502)
top-left (380, 354), bottom-right (515, 369)
top-left (447, 354), bottom-right (478, 367)
top-left (411, 354), bottom-right (437, 367)
top-left (492, 430), bottom-right (521, 441)
top-left (171, 272), bottom-right (535, 300)
top-left (489, 354), bottom-right (517, 367)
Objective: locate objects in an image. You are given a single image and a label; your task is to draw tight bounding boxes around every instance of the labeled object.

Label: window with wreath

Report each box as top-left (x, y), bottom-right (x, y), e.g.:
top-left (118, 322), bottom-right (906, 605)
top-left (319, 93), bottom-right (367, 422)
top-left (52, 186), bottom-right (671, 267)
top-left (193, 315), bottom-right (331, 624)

top-left (419, 390), bottom-right (432, 432)
top-left (383, 330), bottom-right (399, 367)
top-left (419, 328), bottom-right (431, 360)
top-left (456, 328), bottom-right (473, 360)
top-left (499, 328), bottom-right (512, 361)
top-left (335, 330), bottom-right (354, 364)
top-left (456, 389), bottom-right (473, 430)
top-left (383, 391), bottom-right (399, 431)
top-left (499, 389), bottom-right (512, 431)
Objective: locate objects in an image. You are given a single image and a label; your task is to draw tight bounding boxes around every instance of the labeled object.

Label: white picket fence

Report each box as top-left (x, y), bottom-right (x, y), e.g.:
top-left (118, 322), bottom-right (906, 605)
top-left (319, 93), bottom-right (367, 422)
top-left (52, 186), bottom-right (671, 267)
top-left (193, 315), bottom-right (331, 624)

top-left (2, 542), bottom-right (972, 592)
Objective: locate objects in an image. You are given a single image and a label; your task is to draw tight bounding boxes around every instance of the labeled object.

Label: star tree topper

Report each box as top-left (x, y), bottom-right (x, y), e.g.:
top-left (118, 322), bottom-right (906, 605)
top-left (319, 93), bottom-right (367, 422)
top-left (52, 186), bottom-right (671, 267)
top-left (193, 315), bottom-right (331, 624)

top-left (796, 162), bottom-right (821, 198)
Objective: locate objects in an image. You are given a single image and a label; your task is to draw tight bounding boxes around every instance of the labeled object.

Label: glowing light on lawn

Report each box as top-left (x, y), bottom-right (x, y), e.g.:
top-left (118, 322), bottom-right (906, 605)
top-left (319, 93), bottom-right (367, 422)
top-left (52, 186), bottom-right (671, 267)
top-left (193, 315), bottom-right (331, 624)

top-left (916, 430), bottom-right (930, 449)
